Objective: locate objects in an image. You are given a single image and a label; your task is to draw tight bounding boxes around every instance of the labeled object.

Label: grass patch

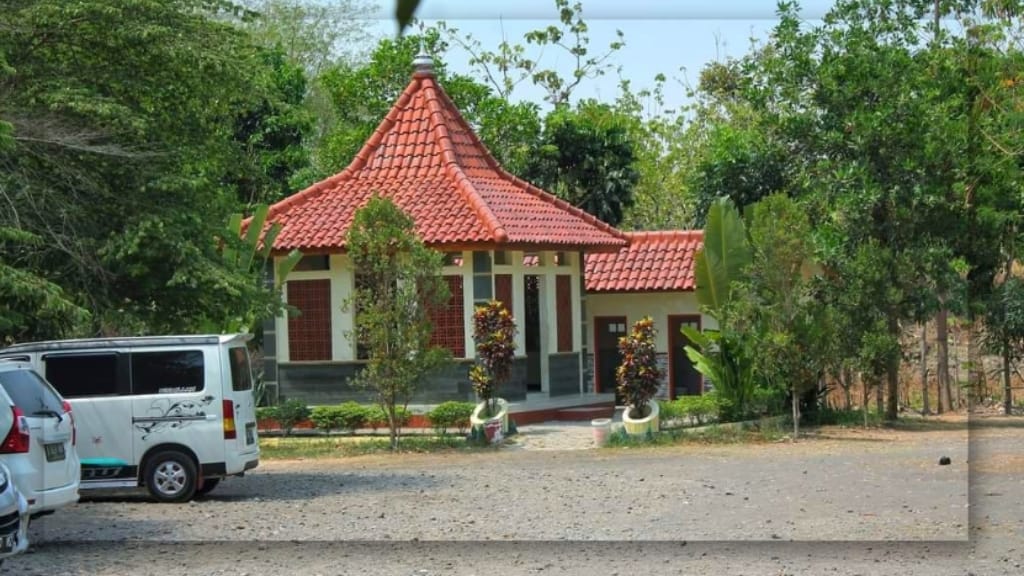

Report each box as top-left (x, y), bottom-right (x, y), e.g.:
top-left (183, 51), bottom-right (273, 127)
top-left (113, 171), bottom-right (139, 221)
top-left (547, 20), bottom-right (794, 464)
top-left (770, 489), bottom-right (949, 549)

top-left (803, 408), bottom-right (883, 428)
top-left (604, 420), bottom-right (789, 448)
top-left (259, 434), bottom-right (485, 459)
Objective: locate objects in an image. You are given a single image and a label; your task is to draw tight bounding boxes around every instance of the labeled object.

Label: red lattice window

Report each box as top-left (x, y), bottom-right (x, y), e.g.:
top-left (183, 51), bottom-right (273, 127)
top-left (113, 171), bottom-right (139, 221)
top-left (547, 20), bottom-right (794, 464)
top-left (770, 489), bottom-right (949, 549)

top-left (429, 275), bottom-right (466, 358)
top-left (495, 274), bottom-right (513, 314)
top-left (286, 279), bottom-right (332, 361)
top-left (556, 274), bottom-right (573, 352)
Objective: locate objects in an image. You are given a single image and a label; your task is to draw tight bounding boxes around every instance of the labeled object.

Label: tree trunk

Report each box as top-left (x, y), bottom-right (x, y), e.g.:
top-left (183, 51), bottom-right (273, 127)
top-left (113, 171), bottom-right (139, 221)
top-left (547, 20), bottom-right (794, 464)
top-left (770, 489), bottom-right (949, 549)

top-left (936, 306), bottom-right (951, 413)
top-left (1004, 342), bottom-right (1013, 416)
top-left (843, 367), bottom-right (853, 411)
top-left (792, 387), bottom-right (800, 440)
top-left (885, 314), bottom-right (900, 422)
top-left (863, 379), bottom-right (870, 428)
top-left (921, 321), bottom-right (930, 415)
top-left (876, 380), bottom-right (884, 416)
top-left (966, 318), bottom-right (984, 411)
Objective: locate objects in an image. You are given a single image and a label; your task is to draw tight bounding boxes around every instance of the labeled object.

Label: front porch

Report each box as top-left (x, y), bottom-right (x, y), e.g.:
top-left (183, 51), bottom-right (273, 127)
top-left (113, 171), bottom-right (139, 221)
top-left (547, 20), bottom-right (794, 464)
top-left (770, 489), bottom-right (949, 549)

top-left (503, 392), bottom-right (616, 424)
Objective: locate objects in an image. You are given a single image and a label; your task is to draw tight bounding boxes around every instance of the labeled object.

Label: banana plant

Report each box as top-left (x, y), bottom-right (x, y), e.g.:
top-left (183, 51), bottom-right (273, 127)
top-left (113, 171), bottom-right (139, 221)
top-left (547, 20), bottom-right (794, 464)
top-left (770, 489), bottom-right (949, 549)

top-left (694, 197), bottom-right (752, 315)
top-left (226, 204), bottom-right (302, 290)
top-left (682, 326), bottom-right (754, 421)
top-left (683, 197), bottom-right (756, 420)
top-left (204, 205), bottom-right (302, 334)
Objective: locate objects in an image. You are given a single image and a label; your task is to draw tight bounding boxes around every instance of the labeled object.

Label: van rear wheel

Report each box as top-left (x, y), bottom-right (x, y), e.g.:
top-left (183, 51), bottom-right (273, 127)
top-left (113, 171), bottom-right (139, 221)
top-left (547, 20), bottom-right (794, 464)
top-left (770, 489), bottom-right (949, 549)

top-left (144, 451), bottom-right (197, 503)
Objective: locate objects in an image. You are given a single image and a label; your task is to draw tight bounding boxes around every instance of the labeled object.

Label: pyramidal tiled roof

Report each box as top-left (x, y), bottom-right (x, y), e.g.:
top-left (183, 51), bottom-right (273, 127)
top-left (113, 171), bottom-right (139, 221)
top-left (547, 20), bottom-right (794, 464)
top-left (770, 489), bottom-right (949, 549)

top-left (585, 230), bottom-right (703, 292)
top-left (261, 57), bottom-right (627, 253)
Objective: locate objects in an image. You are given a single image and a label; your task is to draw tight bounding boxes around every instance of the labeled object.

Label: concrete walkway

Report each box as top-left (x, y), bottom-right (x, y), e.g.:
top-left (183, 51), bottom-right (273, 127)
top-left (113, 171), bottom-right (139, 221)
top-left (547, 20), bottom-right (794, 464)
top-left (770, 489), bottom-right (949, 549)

top-left (509, 409), bottom-right (624, 451)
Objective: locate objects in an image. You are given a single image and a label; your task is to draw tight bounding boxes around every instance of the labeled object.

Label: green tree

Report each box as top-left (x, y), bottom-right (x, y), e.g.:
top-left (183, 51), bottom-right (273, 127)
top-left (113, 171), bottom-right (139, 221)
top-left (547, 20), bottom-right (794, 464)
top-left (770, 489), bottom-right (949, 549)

top-left (228, 46), bottom-right (315, 206)
top-left (525, 101), bottom-right (639, 227)
top-left (616, 77), bottom-right (697, 231)
top-left (740, 194), bottom-right (829, 438)
top-left (441, 0), bottom-right (625, 107)
top-left (0, 0), bottom-right (307, 336)
top-left (687, 0), bottom-right (987, 421)
top-left (237, 0), bottom-right (377, 76)
top-left (343, 196), bottom-right (450, 450)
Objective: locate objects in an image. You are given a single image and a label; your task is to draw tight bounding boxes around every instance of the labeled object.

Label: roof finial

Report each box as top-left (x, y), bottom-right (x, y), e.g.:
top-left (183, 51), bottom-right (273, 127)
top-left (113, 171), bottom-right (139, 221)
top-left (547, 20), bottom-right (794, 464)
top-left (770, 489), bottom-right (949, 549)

top-left (412, 42), bottom-right (434, 76)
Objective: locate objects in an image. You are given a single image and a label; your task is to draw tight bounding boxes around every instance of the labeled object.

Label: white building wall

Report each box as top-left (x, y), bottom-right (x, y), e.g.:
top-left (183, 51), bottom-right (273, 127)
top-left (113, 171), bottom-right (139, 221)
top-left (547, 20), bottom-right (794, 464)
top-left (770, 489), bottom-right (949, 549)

top-left (585, 291), bottom-right (716, 353)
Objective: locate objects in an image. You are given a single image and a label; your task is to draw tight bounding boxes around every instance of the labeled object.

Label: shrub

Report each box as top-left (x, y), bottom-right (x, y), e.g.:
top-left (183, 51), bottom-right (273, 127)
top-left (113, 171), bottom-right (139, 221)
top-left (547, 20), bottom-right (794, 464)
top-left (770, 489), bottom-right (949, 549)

top-left (309, 406), bottom-right (340, 432)
top-left (255, 406), bottom-right (275, 421)
top-left (658, 399), bottom-right (682, 422)
top-left (427, 401), bottom-right (475, 435)
top-left (265, 399), bottom-right (310, 436)
top-left (616, 317), bottom-right (662, 418)
top-left (365, 405), bottom-right (411, 431)
top-left (677, 392), bottom-right (724, 425)
top-left (310, 402), bottom-right (371, 433)
top-left (749, 385), bottom-right (787, 417)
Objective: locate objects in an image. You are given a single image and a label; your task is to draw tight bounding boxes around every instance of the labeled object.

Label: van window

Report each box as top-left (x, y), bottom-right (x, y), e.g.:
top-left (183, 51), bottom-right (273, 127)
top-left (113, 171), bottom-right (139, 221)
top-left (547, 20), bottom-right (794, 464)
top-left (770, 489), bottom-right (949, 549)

top-left (0, 369), bottom-right (66, 415)
top-left (228, 347), bottom-right (253, 391)
top-left (45, 354), bottom-right (124, 397)
top-left (131, 351), bottom-right (205, 395)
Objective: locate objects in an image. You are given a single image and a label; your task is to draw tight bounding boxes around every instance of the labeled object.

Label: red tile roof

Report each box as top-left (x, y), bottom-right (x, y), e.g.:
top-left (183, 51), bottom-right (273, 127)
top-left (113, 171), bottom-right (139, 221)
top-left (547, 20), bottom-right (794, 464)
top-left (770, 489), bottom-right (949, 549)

top-left (585, 231), bottom-right (703, 292)
top-left (258, 61), bottom-right (626, 253)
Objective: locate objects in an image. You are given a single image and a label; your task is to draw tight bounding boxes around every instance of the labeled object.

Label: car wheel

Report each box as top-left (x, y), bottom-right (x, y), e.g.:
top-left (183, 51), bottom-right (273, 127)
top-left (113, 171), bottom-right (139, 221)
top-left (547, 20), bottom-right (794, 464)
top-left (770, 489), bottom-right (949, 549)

top-left (144, 451), bottom-right (197, 503)
top-left (195, 477), bottom-right (221, 497)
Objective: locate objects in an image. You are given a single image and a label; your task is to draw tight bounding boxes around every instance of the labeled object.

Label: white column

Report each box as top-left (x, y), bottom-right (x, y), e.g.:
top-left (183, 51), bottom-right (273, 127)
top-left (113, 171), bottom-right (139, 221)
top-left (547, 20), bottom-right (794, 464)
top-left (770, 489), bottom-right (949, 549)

top-left (276, 266), bottom-right (290, 363)
top-left (510, 251), bottom-right (527, 356)
top-left (332, 254), bottom-right (353, 361)
top-left (569, 252), bottom-right (583, 394)
top-left (461, 250), bottom-right (476, 359)
top-left (540, 253), bottom-right (556, 393)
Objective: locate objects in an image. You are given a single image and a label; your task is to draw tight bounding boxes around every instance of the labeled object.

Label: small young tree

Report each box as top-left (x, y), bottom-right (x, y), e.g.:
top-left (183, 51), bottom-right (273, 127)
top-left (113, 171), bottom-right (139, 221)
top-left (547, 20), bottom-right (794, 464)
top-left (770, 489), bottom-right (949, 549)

top-left (742, 194), bottom-right (828, 439)
top-left (343, 196), bottom-right (450, 450)
top-left (469, 300), bottom-right (517, 417)
top-left (616, 316), bottom-right (662, 418)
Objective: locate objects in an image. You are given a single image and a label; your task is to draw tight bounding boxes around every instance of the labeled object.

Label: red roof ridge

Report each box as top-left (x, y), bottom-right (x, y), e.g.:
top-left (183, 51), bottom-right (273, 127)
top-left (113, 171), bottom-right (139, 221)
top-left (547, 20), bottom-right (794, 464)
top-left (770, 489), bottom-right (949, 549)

top-left (623, 229), bottom-right (703, 242)
top-left (426, 77), bottom-right (627, 246)
top-left (422, 80), bottom-right (509, 243)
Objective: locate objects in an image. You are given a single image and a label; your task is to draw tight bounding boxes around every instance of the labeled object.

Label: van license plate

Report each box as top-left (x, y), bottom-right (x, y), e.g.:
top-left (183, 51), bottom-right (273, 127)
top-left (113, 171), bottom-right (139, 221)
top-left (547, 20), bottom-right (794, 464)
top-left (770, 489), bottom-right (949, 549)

top-left (245, 423), bottom-right (256, 445)
top-left (44, 442), bottom-right (66, 462)
top-left (0, 532), bottom-right (15, 553)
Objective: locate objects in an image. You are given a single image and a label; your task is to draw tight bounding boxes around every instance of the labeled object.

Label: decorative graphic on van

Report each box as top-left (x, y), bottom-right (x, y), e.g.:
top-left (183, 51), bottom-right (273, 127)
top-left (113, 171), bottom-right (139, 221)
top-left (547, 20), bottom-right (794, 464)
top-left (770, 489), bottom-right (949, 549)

top-left (132, 395), bottom-right (216, 440)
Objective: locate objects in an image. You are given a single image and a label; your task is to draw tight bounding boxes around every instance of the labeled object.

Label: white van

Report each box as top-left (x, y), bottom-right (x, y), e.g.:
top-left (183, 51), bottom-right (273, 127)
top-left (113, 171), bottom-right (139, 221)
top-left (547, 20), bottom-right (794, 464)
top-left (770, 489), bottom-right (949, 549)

top-left (0, 334), bottom-right (259, 502)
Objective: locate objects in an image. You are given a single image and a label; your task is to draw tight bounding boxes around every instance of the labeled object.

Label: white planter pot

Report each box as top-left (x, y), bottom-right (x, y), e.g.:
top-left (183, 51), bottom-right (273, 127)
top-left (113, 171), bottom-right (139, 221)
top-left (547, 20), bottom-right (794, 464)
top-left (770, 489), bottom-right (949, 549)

top-left (471, 398), bottom-right (509, 442)
top-left (621, 400), bottom-right (660, 437)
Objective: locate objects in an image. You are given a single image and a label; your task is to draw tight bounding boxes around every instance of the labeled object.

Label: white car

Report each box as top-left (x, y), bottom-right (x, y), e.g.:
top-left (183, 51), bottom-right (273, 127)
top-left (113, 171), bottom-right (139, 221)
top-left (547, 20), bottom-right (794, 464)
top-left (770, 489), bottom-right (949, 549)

top-left (0, 460), bottom-right (30, 567)
top-left (0, 360), bottom-right (80, 516)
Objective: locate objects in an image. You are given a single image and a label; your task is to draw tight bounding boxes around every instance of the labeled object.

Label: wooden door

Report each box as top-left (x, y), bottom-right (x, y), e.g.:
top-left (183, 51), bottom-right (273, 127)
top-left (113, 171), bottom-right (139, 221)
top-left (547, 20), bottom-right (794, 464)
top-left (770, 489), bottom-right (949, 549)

top-left (669, 315), bottom-right (703, 398)
top-left (594, 317), bottom-right (628, 404)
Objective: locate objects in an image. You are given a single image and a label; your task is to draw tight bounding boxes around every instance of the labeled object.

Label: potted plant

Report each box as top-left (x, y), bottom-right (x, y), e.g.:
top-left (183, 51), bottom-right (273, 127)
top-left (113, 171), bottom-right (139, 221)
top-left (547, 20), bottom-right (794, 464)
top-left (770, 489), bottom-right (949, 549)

top-left (617, 316), bottom-right (662, 436)
top-left (468, 300), bottom-right (517, 441)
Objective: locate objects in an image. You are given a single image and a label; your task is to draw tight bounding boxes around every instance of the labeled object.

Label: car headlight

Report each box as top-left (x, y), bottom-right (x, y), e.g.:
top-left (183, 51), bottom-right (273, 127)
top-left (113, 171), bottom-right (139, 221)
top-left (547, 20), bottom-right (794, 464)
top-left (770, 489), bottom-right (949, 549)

top-left (0, 468), bottom-right (7, 493)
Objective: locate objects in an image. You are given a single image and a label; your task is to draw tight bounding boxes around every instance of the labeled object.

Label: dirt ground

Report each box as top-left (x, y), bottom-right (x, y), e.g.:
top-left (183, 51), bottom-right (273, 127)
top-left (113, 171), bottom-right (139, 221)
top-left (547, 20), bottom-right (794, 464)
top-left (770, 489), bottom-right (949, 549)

top-left (4, 415), bottom-right (1020, 575)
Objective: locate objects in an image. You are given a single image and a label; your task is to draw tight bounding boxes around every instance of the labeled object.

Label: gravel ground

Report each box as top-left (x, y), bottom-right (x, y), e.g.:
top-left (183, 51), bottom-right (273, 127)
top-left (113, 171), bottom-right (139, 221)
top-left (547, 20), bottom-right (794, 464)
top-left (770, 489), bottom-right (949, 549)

top-left (4, 416), bottom-right (1020, 576)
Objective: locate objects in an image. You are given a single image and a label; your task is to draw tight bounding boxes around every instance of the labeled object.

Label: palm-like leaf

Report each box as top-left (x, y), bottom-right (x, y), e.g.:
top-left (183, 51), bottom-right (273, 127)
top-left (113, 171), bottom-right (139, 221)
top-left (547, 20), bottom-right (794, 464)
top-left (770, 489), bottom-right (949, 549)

top-left (694, 197), bottom-right (752, 312)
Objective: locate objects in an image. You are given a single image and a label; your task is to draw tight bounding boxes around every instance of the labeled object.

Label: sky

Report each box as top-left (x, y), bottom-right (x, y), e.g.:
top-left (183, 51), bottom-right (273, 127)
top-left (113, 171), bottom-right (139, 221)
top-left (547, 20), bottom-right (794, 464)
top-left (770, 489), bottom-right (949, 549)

top-left (358, 0), bottom-right (840, 113)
